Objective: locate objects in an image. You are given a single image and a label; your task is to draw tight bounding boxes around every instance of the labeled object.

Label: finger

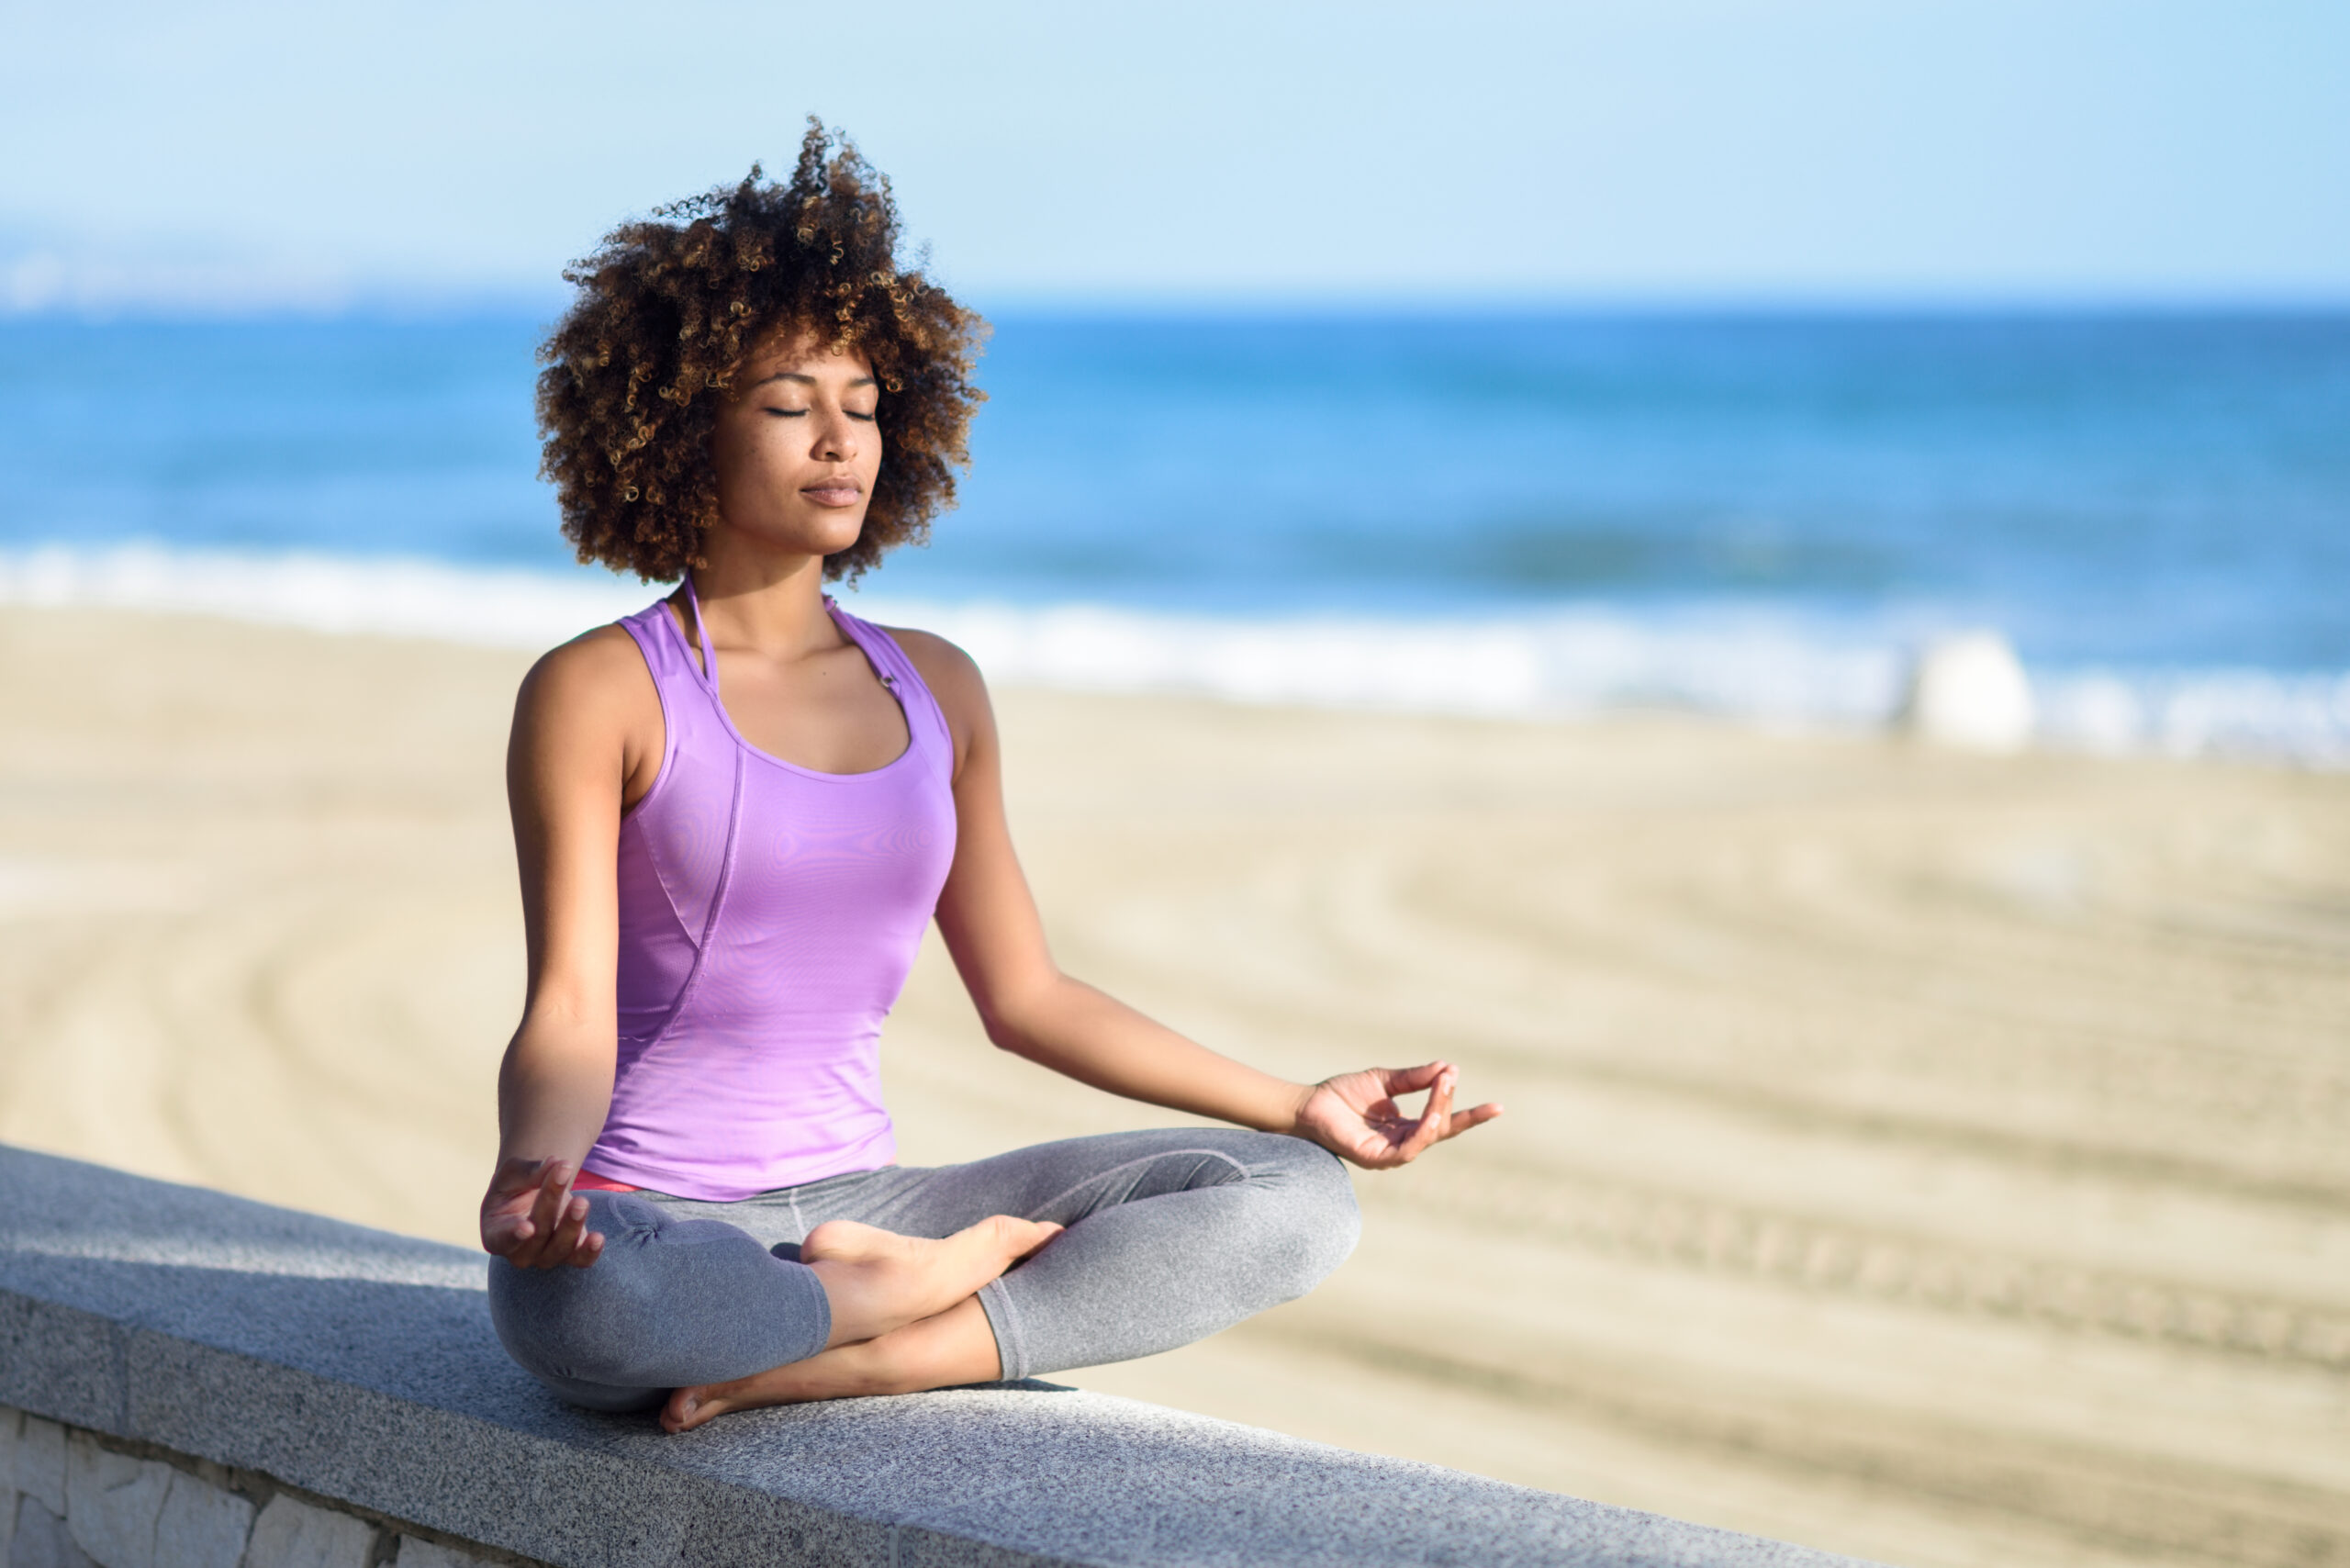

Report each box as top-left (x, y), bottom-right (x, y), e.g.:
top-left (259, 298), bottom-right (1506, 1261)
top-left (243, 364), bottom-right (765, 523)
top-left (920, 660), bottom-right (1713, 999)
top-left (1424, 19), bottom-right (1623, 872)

top-left (527, 1161), bottom-right (574, 1244)
top-left (1014, 1222), bottom-right (1066, 1260)
top-left (508, 1163), bottom-right (573, 1267)
top-left (1379, 1062), bottom-right (1448, 1097)
top-left (569, 1229), bottom-right (605, 1269)
top-left (514, 1207), bottom-right (576, 1271)
top-left (482, 1212), bottom-right (532, 1257)
top-left (502, 1218), bottom-right (549, 1267)
top-left (1398, 1071), bottom-right (1456, 1160)
top-left (535, 1194), bottom-right (590, 1271)
top-left (1439, 1101), bottom-right (1505, 1140)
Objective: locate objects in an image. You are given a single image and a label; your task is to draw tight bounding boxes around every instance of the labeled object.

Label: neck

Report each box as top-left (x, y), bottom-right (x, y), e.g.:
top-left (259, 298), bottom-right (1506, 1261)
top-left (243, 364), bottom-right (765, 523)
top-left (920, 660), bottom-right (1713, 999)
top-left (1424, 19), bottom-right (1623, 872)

top-left (683, 533), bottom-right (839, 657)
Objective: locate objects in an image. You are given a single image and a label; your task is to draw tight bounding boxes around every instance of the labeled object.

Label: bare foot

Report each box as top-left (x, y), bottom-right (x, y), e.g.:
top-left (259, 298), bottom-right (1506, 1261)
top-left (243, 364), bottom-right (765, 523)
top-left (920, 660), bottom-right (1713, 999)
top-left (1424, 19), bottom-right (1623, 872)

top-left (800, 1215), bottom-right (1059, 1349)
top-left (662, 1295), bottom-right (1001, 1432)
top-left (656, 1216), bottom-right (1057, 1435)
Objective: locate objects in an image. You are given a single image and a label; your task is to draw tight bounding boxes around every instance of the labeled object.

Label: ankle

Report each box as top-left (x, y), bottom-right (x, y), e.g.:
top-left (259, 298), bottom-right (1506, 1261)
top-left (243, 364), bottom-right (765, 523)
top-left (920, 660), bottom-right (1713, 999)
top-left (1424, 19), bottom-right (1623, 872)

top-left (809, 1256), bottom-right (892, 1347)
top-left (777, 1337), bottom-right (919, 1401)
top-left (842, 1335), bottom-right (923, 1396)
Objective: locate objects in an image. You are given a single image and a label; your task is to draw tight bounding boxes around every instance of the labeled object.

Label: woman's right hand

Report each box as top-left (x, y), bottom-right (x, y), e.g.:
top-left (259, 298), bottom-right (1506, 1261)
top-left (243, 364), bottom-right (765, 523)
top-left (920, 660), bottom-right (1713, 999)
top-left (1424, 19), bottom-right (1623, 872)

top-left (481, 1156), bottom-right (605, 1269)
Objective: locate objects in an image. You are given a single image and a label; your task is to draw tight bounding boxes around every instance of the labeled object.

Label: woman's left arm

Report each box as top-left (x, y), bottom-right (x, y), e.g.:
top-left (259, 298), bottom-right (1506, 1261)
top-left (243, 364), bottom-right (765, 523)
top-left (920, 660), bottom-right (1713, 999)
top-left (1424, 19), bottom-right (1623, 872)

top-left (905, 633), bottom-right (1501, 1170)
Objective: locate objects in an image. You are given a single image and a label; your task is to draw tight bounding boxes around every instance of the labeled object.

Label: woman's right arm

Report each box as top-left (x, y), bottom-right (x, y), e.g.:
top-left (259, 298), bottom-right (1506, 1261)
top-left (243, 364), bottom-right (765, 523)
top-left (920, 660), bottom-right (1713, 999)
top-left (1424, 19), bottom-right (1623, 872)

top-left (481, 629), bottom-right (654, 1269)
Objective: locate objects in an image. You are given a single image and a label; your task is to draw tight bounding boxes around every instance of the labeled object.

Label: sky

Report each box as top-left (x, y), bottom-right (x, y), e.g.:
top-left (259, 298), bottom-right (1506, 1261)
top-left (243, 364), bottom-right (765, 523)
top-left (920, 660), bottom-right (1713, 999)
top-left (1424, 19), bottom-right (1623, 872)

top-left (1, 0), bottom-right (2345, 312)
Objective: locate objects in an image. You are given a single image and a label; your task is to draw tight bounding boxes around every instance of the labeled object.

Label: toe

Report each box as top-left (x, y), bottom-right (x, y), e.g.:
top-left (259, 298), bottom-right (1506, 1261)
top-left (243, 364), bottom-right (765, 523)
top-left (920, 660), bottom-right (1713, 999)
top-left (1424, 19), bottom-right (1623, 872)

top-left (978, 1215), bottom-right (1061, 1262)
top-left (662, 1388), bottom-right (707, 1433)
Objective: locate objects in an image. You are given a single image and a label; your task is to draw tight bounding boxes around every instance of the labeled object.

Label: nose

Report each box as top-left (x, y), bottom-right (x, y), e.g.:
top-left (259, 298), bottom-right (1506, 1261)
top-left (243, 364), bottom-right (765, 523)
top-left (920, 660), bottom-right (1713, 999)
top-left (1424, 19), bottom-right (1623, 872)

top-left (812, 407), bottom-right (858, 463)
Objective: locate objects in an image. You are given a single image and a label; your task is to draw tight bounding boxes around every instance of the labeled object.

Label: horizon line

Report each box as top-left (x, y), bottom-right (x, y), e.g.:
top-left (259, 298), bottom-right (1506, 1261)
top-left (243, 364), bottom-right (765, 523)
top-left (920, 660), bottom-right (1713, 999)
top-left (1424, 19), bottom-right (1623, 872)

top-left (6, 287), bottom-right (2350, 326)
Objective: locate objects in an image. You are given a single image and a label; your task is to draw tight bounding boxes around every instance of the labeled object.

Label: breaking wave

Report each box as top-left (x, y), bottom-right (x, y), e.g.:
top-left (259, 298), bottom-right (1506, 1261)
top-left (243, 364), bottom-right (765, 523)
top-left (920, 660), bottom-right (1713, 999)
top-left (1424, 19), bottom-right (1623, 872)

top-left (5, 545), bottom-right (2344, 766)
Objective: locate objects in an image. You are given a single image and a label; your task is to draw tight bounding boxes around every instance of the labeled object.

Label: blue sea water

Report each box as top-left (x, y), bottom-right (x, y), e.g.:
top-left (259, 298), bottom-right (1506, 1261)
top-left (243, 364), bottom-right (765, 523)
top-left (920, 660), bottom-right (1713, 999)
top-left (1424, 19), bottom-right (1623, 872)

top-left (3, 311), bottom-right (2346, 755)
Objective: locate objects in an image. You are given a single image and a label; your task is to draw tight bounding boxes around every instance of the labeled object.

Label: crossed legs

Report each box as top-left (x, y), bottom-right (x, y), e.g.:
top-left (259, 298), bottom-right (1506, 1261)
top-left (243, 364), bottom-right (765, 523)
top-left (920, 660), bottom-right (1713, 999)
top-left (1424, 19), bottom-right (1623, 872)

top-left (488, 1129), bottom-right (1359, 1427)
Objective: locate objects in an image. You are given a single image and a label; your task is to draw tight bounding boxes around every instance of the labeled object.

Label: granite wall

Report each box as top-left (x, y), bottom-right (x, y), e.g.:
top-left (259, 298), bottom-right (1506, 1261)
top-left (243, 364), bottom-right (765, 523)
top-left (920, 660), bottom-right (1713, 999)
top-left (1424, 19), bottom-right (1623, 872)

top-left (0, 1145), bottom-right (1874, 1568)
top-left (2, 1406), bottom-right (527, 1568)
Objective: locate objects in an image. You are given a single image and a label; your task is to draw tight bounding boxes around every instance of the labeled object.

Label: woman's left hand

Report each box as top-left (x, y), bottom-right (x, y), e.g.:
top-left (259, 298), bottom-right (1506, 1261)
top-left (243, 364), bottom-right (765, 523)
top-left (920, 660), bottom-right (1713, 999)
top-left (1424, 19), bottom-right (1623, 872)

top-left (1292, 1061), bottom-right (1502, 1170)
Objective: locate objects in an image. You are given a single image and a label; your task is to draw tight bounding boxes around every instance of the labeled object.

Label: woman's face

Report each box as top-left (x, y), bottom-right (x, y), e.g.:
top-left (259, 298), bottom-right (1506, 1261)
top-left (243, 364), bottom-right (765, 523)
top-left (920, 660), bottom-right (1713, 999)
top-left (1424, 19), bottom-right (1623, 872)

top-left (707, 329), bottom-right (882, 562)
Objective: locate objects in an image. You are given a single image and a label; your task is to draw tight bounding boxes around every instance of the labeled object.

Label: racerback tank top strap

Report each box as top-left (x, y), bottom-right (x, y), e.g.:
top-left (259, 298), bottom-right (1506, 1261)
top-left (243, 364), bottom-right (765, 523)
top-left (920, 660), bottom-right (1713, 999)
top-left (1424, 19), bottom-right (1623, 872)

top-left (661, 578), bottom-right (949, 781)
top-left (680, 574), bottom-right (722, 694)
top-left (614, 588), bottom-right (714, 801)
top-left (823, 599), bottom-right (956, 784)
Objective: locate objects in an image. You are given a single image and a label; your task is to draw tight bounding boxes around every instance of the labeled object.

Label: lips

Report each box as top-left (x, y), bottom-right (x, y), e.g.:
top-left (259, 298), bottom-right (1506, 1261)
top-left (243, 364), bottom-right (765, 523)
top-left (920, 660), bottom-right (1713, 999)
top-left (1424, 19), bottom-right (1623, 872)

top-left (801, 479), bottom-right (863, 507)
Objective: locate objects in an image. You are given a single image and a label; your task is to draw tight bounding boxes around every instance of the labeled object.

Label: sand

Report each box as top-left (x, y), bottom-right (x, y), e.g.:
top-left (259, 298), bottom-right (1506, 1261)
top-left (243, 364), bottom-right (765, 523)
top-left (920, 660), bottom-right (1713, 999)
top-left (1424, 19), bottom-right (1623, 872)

top-left (2, 605), bottom-right (2344, 1568)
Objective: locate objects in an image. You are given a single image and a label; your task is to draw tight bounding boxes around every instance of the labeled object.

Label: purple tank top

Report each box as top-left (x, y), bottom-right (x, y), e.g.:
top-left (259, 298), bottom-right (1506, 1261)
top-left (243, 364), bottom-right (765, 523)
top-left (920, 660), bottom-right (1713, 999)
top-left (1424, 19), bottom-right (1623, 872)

top-left (582, 590), bottom-right (957, 1201)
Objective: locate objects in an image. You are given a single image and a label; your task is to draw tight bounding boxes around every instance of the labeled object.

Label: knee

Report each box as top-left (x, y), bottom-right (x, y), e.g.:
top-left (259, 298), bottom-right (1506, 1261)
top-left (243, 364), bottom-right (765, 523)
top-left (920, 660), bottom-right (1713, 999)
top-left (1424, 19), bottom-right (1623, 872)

top-left (1248, 1137), bottom-right (1360, 1301)
top-left (487, 1249), bottom-right (645, 1385)
top-left (487, 1259), bottom-right (667, 1413)
top-left (486, 1196), bottom-right (666, 1384)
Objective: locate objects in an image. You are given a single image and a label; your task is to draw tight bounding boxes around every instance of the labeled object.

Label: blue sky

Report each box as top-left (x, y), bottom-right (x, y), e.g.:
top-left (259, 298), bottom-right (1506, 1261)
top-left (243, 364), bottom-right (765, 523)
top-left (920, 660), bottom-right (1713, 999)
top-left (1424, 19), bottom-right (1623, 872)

top-left (1, 0), bottom-right (2344, 310)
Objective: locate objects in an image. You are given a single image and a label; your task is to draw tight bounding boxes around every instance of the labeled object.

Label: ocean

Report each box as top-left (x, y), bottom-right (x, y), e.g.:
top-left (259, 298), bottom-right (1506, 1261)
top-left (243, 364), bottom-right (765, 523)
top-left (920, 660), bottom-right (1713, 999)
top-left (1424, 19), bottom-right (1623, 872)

top-left (4, 311), bottom-right (2345, 761)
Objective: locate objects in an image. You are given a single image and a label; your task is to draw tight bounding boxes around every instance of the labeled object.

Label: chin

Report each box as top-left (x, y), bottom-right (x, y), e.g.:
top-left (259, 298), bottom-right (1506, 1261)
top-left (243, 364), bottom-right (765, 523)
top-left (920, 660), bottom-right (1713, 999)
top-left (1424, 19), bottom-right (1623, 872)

top-left (800, 506), bottom-right (869, 551)
top-left (733, 515), bottom-right (866, 559)
top-left (813, 523), bottom-right (867, 557)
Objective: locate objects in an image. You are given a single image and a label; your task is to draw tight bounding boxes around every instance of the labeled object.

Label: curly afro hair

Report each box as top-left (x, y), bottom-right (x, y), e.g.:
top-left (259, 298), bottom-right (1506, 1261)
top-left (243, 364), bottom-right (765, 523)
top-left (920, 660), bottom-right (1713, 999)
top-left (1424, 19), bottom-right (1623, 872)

top-left (536, 120), bottom-right (986, 584)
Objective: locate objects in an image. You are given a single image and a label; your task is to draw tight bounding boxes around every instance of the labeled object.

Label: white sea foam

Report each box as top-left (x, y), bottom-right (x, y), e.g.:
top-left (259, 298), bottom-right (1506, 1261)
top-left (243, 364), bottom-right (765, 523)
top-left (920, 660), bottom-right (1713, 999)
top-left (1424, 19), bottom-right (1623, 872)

top-left (0, 543), bottom-right (648, 646)
top-left (5, 545), bottom-right (2344, 767)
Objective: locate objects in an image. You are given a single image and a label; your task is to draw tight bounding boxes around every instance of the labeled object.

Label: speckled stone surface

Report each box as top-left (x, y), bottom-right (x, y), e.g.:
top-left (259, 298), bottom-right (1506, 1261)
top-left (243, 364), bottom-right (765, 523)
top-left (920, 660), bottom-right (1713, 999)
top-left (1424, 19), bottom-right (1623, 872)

top-left (0, 1144), bottom-right (1878, 1568)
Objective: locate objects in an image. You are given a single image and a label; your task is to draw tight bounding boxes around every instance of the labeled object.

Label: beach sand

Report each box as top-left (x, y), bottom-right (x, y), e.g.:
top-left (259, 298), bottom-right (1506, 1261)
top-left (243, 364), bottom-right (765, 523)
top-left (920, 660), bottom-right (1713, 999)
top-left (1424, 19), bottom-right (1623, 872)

top-left (3, 606), bottom-right (2344, 1568)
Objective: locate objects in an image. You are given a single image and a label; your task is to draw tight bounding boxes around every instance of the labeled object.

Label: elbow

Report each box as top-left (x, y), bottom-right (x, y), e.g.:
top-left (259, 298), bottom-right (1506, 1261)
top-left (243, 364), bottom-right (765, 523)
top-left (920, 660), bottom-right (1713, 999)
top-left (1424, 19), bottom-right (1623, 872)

top-left (978, 1010), bottom-right (1036, 1058)
top-left (962, 964), bottom-right (1069, 1060)
top-left (958, 949), bottom-right (1076, 1062)
top-left (973, 980), bottom-right (1058, 1060)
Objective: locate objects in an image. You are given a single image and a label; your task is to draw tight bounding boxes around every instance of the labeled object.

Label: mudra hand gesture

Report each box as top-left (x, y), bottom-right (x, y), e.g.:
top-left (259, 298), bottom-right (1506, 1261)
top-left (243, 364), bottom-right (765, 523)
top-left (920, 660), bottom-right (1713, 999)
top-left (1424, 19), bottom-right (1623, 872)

top-left (1293, 1061), bottom-right (1501, 1169)
top-left (481, 1156), bottom-right (606, 1271)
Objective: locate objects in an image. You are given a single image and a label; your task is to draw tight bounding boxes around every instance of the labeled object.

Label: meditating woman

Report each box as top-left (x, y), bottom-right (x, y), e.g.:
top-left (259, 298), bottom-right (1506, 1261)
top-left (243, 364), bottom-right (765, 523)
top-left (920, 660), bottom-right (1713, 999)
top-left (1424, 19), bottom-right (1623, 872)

top-left (482, 124), bottom-right (1500, 1432)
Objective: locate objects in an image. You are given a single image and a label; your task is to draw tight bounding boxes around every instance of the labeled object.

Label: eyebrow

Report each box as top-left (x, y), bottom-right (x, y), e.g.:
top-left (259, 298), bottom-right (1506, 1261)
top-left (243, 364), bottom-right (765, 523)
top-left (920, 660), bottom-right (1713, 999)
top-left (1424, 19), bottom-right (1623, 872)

top-left (753, 371), bottom-right (878, 389)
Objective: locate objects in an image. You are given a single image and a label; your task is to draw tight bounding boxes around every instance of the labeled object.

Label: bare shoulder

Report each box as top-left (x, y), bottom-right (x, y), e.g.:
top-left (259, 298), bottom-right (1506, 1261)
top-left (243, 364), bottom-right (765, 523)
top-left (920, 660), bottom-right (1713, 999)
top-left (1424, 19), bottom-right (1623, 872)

top-left (515, 622), bottom-right (657, 736)
top-left (882, 626), bottom-right (989, 713)
top-left (879, 625), bottom-right (995, 767)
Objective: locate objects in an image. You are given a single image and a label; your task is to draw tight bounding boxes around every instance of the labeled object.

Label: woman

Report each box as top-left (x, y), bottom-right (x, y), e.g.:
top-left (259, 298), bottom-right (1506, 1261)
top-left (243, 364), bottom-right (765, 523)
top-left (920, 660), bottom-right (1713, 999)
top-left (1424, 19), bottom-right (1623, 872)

top-left (484, 125), bottom-right (1500, 1433)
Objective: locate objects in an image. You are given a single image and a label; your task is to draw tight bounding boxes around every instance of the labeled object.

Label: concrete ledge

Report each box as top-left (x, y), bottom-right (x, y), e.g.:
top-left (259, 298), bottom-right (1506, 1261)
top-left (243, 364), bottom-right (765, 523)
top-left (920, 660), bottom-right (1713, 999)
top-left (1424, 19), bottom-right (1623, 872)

top-left (0, 1146), bottom-right (1874, 1567)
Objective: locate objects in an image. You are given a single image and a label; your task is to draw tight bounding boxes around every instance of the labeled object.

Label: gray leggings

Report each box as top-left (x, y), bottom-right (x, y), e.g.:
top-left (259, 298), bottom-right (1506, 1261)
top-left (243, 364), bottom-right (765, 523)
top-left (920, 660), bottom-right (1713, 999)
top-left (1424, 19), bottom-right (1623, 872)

top-left (487, 1128), bottom-right (1360, 1413)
